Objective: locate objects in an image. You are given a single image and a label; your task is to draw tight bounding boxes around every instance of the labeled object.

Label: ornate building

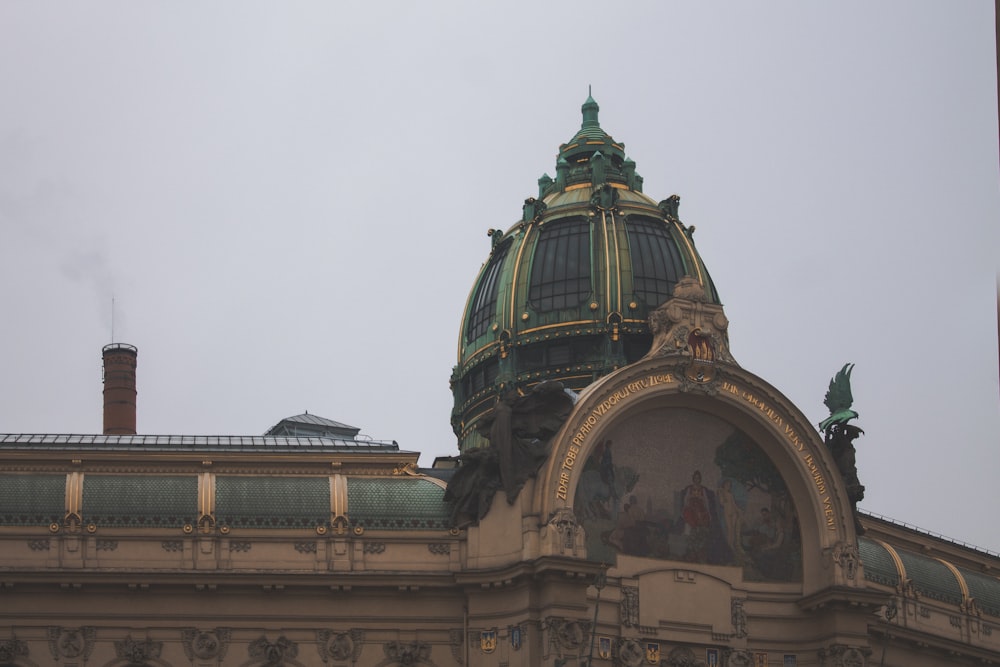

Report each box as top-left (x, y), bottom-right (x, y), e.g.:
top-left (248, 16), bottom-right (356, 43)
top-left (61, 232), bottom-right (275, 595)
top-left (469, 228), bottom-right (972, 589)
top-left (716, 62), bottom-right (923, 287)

top-left (0, 97), bottom-right (997, 667)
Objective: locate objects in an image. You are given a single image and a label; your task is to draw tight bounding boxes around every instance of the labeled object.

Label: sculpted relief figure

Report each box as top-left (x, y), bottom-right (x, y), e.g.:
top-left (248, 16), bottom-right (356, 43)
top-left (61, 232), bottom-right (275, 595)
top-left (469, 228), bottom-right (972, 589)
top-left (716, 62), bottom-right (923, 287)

top-left (445, 381), bottom-right (575, 527)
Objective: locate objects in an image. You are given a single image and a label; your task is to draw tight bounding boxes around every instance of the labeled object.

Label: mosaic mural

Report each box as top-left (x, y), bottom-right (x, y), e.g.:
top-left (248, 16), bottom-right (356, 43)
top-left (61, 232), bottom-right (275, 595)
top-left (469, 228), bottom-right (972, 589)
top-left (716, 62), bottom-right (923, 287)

top-left (573, 407), bottom-right (801, 581)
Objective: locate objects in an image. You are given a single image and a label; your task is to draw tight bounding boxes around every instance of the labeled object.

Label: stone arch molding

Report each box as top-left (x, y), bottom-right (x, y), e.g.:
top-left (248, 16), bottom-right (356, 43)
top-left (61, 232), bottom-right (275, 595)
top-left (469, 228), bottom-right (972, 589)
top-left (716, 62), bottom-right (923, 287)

top-left (534, 358), bottom-right (856, 573)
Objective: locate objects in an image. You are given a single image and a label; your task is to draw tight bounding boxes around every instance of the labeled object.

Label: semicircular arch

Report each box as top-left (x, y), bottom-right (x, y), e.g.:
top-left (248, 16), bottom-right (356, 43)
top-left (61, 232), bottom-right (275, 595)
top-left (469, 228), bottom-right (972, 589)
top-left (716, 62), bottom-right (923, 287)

top-left (534, 358), bottom-right (855, 589)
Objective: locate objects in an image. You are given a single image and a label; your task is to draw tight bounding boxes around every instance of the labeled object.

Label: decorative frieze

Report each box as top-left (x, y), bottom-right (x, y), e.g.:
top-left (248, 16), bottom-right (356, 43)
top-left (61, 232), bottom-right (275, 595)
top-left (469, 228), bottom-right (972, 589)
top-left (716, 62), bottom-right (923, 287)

top-left (27, 539), bottom-right (50, 551)
top-left (229, 541), bottom-right (252, 553)
top-left (161, 540), bottom-right (183, 552)
top-left (428, 543), bottom-right (451, 555)
top-left (294, 541), bottom-right (317, 554)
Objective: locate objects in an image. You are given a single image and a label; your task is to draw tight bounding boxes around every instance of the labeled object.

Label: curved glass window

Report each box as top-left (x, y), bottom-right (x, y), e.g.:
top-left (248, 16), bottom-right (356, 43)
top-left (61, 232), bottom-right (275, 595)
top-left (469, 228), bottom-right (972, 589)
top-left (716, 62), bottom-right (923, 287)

top-left (528, 218), bottom-right (591, 312)
top-left (626, 217), bottom-right (687, 307)
top-left (466, 242), bottom-right (510, 342)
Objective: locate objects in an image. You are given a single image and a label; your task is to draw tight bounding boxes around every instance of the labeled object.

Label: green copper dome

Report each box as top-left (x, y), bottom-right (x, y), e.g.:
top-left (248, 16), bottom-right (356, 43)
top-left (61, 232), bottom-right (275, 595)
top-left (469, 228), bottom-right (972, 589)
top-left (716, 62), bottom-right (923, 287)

top-left (451, 96), bottom-right (721, 452)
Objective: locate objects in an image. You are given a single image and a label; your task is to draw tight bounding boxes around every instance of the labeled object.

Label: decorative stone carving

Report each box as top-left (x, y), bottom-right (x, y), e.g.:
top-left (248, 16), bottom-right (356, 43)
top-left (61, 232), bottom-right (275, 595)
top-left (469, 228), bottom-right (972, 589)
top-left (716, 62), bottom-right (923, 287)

top-left (831, 542), bottom-right (859, 580)
top-left (115, 635), bottom-right (162, 665)
top-left (616, 638), bottom-right (645, 667)
top-left (659, 194), bottom-right (681, 221)
top-left (317, 629), bottom-right (363, 663)
top-left (248, 635), bottom-right (298, 665)
top-left (363, 542), bottom-right (386, 554)
top-left (47, 626), bottom-right (96, 661)
top-left (427, 543), bottom-right (450, 555)
top-left (230, 541), bottom-right (252, 552)
top-left (731, 598), bottom-right (748, 638)
top-left (590, 182), bottom-right (619, 211)
top-left (818, 644), bottom-right (871, 667)
top-left (381, 640), bottom-right (430, 665)
top-left (28, 539), bottom-right (49, 551)
top-left (542, 507), bottom-right (583, 556)
top-left (646, 277), bottom-right (736, 383)
top-left (545, 617), bottom-right (588, 653)
top-left (96, 539), bottom-right (118, 551)
top-left (182, 627), bottom-right (231, 661)
top-left (724, 649), bottom-right (753, 667)
top-left (0, 637), bottom-right (28, 664)
top-left (522, 196), bottom-right (547, 223)
top-left (665, 645), bottom-right (706, 667)
top-left (161, 540), bottom-right (183, 552)
top-left (620, 585), bottom-right (639, 627)
top-left (446, 382), bottom-right (574, 527)
top-left (295, 541), bottom-right (317, 554)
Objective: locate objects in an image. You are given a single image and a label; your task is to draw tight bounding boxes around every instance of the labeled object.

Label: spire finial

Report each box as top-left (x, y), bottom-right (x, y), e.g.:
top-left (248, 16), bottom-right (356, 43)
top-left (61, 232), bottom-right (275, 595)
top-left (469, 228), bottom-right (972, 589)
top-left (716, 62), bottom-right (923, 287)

top-left (581, 89), bottom-right (599, 128)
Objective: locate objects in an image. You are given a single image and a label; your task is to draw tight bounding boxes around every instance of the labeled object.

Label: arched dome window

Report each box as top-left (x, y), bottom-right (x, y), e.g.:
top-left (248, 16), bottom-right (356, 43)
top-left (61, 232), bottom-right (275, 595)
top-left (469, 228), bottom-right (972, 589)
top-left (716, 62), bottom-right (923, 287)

top-left (466, 241), bottom-right (511, 342)
top-left (626, 217), bottom-right (687, 308)
top-left (528, 218), bottom-right (592, 312)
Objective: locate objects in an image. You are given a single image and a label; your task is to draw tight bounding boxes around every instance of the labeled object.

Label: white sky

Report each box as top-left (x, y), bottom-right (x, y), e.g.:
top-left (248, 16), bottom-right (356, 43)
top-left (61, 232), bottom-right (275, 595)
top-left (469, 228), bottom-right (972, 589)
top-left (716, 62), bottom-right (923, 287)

top-left (1, 3), bottom-right (998, 551)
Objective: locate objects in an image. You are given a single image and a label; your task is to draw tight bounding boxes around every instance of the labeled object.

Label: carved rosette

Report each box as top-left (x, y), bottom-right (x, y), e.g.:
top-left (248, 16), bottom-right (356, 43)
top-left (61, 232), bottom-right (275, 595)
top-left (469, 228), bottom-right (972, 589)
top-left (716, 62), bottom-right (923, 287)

top-left (317, 629), bottom-right (363, 663)
top-left (620, 586), bottom-right (639, 627)
top-left (182, 628), bottom-right (230, 662)
top-left (646, 277), bottom-right (735, 384)
top-left (48, 626), bottom-right (96, 661)
top-left (818, 644), bottom-right (871, 667)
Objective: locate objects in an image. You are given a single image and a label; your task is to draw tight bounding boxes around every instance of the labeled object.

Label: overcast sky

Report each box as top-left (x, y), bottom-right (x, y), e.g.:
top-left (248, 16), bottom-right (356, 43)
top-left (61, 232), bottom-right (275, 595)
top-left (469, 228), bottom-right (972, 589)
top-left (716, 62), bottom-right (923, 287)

top-left (1, 3), bottom-right (998, 551)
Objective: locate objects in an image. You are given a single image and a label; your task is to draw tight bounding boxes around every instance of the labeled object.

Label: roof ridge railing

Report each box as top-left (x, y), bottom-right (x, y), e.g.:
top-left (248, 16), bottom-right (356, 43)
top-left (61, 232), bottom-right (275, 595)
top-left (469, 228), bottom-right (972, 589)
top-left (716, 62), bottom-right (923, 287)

top-left (859, 508), bottom-right (1000, 559)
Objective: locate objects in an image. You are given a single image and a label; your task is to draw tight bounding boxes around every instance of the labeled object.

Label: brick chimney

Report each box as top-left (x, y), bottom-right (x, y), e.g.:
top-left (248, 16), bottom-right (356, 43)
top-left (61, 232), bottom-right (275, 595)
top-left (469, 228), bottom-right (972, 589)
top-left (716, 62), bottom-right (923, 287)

top-left (102, 343), bottom-right (137, 435)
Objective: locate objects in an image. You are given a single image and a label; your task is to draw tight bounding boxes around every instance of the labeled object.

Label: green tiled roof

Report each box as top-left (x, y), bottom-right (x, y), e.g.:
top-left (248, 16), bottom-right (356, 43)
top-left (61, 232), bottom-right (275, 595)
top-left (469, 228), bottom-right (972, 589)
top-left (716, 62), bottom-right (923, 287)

top-left (0, 474), bottom-right (64, 526)
top-left (859, 538), bottom-right (901, 588)
top-left (216, 476), bottom-right (329, 529)
top-left (959, 566), bottom-right (1000, 617)
top-left (83, 475), bottom-right (197, 528)
top-left (896, 549), bottom-right (963, 606)
top-left (347, 478), bottom-right (449, 531)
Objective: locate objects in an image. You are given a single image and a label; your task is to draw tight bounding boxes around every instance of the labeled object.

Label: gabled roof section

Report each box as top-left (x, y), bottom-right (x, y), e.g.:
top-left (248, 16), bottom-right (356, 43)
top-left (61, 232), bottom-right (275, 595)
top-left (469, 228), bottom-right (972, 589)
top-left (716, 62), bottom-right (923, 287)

top-left (264, 412), bottom-right (361, 439)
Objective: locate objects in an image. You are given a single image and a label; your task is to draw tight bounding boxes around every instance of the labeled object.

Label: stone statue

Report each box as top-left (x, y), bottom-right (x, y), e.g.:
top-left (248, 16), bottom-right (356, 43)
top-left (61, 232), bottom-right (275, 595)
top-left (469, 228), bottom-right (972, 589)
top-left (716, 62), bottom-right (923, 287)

top-left (445, 381), bottom-right (575, 527)
top-left (819, 364), bottom-right (866, 534)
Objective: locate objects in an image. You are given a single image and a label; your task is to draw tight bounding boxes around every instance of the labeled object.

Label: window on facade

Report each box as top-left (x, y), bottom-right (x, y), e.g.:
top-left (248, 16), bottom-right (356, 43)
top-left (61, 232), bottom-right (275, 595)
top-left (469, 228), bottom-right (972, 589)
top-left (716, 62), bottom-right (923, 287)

top-left (528, 218), bottom-right (591, 312)
top-left (626, 217), bottom-right (686, 308)
top-left (466, 242), bottom-right (510, 342)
